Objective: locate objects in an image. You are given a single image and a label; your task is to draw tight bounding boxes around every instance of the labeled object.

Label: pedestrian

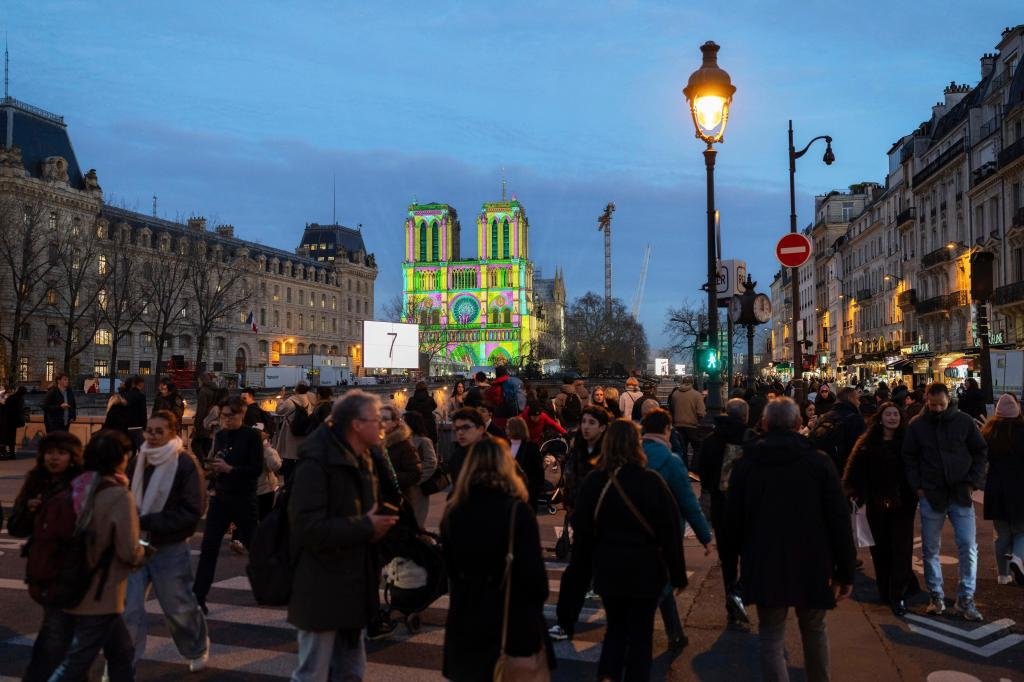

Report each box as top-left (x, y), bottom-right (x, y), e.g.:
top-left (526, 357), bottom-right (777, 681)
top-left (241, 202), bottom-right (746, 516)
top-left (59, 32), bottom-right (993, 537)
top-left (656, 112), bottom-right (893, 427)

top-left (441, 436), bottom-right (553, 681)
top-left (641, 408), bottom-right (712, 650)
top-left (667, 376), bottom-right (706, 459)
top-left (192, 397), bottom-right (263, 613)
top-left (520, 401), bottom-right (567, 445)
top-left (42, 373), bottom-right (76, 433)
top-left (617, 377), bottom-right (643, 421)
top-left (0, 384), bottom-right (27, 459)
top-left (447, 407), bottom-right (492, 484)
top-left (800, 402), bottom-right (818, 437)
top-left (124, 376), bottom-right (148, 451)
top-left (274, 382), bottom-right (315, 484)
top-left (49, 430), bottom-right (146, 681)
top-left (255, 424), bottom-right (283, 520)
top-left (506, 416), bottom-right (545, 513)
top-left (811, 386), bottom-right (866, 474)
top-left (570, 418), bottom-right (687, 681)
top-left (602, 386), bottom-right (623, 419)
top-left (402, 410), bottom-right (438, 527)
top-left (152, 378), bottom-right (185, 422)
top-left (123, 410), bottom-right (210, 672)
top-left (381, 404), bottom-right (423, 501)
top-left (484, 365), bottom-right (525, 431)
top-left (728, 397), bottom-right (856, 682)
top-left (311, 386), bottom-right (334, 426)
top-left (191, 373), bottom-right (219, 460)
top-left (979, 393), bottom-right (1024, 585)
top-left (902, 382), bottom-right (988, 620)
top-left (957, 378), bottom-right (987, 421)
top-left (287, 390), bottom-right (400, 681)
top-left (464, 371), bottom-right (489, 409)
top-left (445, 380), bottom-right (467, 419)
top-left (842, 402), bottom-right (918, 616)
top-left (814, 383), bottom-right (836, 415)
top-left (697, 398), bottom-right (752, 627)
top-left (554, 378), bottom-right (584, 430)
top-left (478, 403), bottom-right (508, 442)
top-left (549, 405), bottom-right (611, 642)
top-left (241, 387), bottom-right (272, 435)
top-left (8, 432), bottom-right (83, 681)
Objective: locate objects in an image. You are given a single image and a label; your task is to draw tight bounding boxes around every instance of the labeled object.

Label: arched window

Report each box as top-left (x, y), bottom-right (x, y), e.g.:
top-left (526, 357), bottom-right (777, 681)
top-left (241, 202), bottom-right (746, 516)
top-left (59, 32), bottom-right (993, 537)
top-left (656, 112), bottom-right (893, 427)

top-left (502, 218), bottom-right (510, 258)
top-left (431, 221), bottom-right (439, 261)
top-left (419, 221), bottom-right (427, 261)
top-left (491, 219), bottom-right (498, 260)
top-left (503, 308), bottom-right (512, 324)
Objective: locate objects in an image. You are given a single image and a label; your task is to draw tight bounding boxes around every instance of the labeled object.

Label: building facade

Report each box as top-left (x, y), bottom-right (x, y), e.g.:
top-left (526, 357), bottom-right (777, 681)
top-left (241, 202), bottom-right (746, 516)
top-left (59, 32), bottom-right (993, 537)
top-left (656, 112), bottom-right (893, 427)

top-left (401, 198), bottom-right (538, 373)
top-left (0, 96), bottom-right (377, 387)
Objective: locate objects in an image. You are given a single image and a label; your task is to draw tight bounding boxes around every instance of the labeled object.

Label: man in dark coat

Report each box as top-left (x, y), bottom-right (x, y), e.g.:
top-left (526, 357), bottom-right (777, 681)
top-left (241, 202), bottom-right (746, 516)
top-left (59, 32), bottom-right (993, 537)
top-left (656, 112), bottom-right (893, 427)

top-left (956, 378), bottom-right (986, 421)
top-left (811, 386), bottom-right (865, 474)
top-left (697, 397), bottom-right (752, 627)
top-left (902, 382), bottom-right (988, 621)
top-left (125, 375), bottom-right (148, 449)
top-left (42, 373), bottom-right (76, 433)
top-left (728, 397), bottom-right (855, 682)
top-left (405, 381), bottom-right (438, 442)
top-left (287, 390), bottom-right (398, 679)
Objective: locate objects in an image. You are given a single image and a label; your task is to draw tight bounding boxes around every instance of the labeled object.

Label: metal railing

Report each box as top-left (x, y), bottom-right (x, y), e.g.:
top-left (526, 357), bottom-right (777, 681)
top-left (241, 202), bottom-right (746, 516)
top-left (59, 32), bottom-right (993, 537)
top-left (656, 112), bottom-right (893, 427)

top-left (897, 289), bottom-right (917, 309)
top-left (993, 280), bottom-right (1024, 306)
top-left (913, 140), bottom-right (965, 187)
top-left (896, 207), bottom-right (916, 226)
top-left (916, 290), bottom-right (967, 316)
top-left (0, 96), bottom-right (65, 124)
top-left (921, 246), bottom-right (952, 269)
top-left (999, 137), bottom-right (1024, 168)
top-left (856, 288), bottom-right (873, 301)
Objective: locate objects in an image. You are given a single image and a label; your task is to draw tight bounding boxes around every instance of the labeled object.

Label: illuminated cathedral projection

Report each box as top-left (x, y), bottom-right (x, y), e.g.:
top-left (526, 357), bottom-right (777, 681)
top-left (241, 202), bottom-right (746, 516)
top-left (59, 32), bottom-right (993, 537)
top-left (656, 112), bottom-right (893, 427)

top-left (401, 197), bottom-right (537, 374)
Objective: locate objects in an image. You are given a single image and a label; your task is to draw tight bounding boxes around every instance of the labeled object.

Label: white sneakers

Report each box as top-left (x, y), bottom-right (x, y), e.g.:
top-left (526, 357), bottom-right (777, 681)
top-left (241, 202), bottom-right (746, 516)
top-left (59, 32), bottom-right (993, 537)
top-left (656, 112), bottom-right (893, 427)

top-left (1009, 554), bottom-right (1024, 586)
top-left (997, 574), bottom-right (1013, 585)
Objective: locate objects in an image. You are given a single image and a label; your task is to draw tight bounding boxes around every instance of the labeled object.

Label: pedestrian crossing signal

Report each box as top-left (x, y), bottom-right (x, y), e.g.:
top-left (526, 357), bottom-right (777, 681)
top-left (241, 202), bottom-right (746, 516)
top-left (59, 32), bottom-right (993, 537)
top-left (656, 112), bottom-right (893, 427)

top-left (696, 345), bottom-right (719, 373)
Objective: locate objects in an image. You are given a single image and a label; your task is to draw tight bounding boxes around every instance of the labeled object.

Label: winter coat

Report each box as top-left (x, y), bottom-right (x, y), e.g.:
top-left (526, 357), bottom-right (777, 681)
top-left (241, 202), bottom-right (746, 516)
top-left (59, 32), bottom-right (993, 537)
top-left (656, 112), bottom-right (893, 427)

top-left (902, 404), bottom-right (988, 513)
top-left (406, 389), bottom-right (439, 442)
top-left (257, 442), bottom-right (283, 497)
top-left (563, 433), bottom-right (603, 512)
top-left (67, 480), bottom-right (146, 615)
top-left (441, 487), bottom-right (552, 681)
top-left (193, 381), bottom-right (219, 439)
top-left (957, 387), bottom-right (987, 421)
top-left (982, 419), bottom-right (1024, 522)
top-left (152, 392), bottom-right (185, 421)
top-left (728, 430), bottom-right (856, 609)
top-left (125, 387), bottom-right (148, 430)
top-left (642, 435), bottom-right (711, 544)
top-left (209, 426), bottom-right (264, 498)
top-left (0, 389), bottom-right (26, 444)
top-left (618, 388), bottom-right (643, 420)
top-left (570, 462), bottom-right (687, 598)
top-left (7, 466), bottom-right (80, 538)
top-left (127, 450), bottom-right (206, 546)
top-left (410, 434), bottom-right (437, 484)
top-left (384, 423), bottom-right (422, 493)
top-left (696, 415), bottom-right (750, 507)
top-left (288, 425), bottom-right (379, 632)
top-left (814, 391), bottom-right (836, 415)
top-left (510, 440), bottom-right (545, 509)
top-left (815, 400), bottom-right (866, 473)
top-left (668, 384), bottom-right (705, 428)
top-left (519, 407), bottom-right (566, 444)
top-left (275, 393), bottom-right (314, 460)
top-left (42, 385), bottom-right (76, 432)
top-left (842, 434), bottom-right (916, 512)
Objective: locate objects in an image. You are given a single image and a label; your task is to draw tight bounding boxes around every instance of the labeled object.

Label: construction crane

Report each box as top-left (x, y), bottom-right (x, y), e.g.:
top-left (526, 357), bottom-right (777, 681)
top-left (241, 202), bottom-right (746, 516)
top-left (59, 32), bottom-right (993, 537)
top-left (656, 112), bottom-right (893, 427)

top-left (631, 244), bottom-right (652, 319)
top-left (597, 202), bottom-right (615, 314)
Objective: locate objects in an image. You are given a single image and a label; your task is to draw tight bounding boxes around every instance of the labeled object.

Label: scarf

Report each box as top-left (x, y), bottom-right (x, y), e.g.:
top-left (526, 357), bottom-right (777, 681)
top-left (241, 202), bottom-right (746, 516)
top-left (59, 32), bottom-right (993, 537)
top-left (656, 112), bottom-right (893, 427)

top-left (131, 437), bottom-right (183, 516)
top-left (71, 470), bottom-right (130, 514)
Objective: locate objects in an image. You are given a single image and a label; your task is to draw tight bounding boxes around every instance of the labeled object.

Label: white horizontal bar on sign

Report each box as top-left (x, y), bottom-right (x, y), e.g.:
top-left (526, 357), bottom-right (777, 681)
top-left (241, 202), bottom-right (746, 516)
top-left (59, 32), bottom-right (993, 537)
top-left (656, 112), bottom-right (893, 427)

top-left (779, 246), bottom-right (809, 254)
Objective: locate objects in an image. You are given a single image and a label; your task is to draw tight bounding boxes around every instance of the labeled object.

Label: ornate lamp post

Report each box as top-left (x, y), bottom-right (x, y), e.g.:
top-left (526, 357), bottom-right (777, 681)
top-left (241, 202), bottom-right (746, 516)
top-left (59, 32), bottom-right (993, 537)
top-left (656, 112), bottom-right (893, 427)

top-left (788, 121), bottom-right (834, 387)
top-left (684, 41), bottom-right (735, 416)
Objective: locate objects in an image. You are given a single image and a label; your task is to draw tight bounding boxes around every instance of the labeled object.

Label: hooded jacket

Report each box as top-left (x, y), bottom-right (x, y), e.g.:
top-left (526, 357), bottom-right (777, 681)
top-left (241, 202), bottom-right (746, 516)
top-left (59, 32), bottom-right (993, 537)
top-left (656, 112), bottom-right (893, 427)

top-left (697, 415), bottom-right (750, 521)
top-left (903, 403), bottom-right (987, 512)
top-left (668, 384), bottom-right (705, 428)
top-left (642, 435), bottom-right (711, 544)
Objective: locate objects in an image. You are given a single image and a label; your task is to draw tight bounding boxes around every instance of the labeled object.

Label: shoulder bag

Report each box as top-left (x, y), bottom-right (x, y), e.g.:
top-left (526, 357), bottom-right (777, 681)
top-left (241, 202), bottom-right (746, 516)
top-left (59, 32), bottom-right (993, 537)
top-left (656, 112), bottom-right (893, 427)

top-left (493, 501), bottom-right (550, 682)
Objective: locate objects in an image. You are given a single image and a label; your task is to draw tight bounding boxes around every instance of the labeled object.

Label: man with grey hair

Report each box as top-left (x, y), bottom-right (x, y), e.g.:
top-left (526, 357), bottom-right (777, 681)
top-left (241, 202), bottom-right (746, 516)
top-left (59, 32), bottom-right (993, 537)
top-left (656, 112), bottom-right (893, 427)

top-left (697, 397), bottom-right (752, 627)
top-left (287, 389), bottom-right (399, 681)
top-left (728, 397), bottom-right (855, 681)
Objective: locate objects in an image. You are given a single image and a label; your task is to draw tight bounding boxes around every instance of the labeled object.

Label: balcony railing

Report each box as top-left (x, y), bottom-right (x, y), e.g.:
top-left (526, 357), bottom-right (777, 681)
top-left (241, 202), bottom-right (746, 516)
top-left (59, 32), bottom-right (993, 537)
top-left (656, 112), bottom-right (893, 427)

top-left (896, 206), bottom-right (916, 227)
top-left (856, 288), bottom-right (873, 301)
top-left (916, 290), bottom-right (968, 315)
top-left (921, 246), bottom-right (952, 269)
top-left (913, 139), bottom-right (965, 188)
top-left (999, 137), bottom-right (1024, 168)
top-left (897, 289), bottom-right (917, 309)
top-left (993, 280), bottom-right (1024, 306)
top-left (972, 160), bottom-right (999, 186)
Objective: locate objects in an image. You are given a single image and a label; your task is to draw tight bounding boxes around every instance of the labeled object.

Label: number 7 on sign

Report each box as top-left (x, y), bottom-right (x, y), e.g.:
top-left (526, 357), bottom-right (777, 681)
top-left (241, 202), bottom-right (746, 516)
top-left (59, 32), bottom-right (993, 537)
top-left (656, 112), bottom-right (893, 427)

top-left (387, 332), bottom-right (398, 358)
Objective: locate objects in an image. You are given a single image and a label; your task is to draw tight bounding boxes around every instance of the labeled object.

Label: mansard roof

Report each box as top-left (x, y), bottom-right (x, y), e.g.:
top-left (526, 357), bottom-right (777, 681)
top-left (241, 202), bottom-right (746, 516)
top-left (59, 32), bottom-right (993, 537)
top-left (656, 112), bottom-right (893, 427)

top-left (0, 96), bottom-right (85, 189)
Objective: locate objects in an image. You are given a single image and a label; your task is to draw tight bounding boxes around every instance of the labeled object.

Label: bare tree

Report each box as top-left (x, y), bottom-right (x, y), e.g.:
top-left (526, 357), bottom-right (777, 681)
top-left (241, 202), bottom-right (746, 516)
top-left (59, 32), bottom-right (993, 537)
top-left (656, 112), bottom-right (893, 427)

top-left (562, 292), bottom-right (648, 375)
top-left (139, 250), bottom-right (191, 376)
top-left (187, 247), bottom-right (251, 375)
top-left (380, 293), bottom-right (404, 323)
top-left (100, 244), bottom-right (147, 393)
top-left (51, 218), bottom-right (110, 375)
top-left (0, 200), bottom-right (60, 383)
top-left (663, 298), bottom-right (707, 370)
top-left (405, 295), bottom-right (449, 371)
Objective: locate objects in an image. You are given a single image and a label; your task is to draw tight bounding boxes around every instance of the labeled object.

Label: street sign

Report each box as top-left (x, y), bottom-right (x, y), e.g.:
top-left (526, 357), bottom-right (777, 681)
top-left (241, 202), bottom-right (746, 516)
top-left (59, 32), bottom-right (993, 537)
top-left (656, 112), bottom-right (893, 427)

top-left (776, 233), bottom-right (812, 268)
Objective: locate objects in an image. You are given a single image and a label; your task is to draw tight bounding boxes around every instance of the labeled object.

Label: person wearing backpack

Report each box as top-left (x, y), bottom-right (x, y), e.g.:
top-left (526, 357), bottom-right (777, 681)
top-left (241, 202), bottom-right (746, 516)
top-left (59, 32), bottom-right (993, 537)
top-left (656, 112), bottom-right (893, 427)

top-left (123, 410), bottom-right (210, 673)
top-left (463, 371), bottom-right (489, 409)
top-left (152, 378), bottom-right (185, 422)
top-left (192, 397), bottom-right (264, 614)
top-left (811, 386), bottom-right (866, 475)
top-left (50, 430), bottom-right (146, 682)
top-left (274, 382), bottom-right (315, 484)
top-left (287, 390), bottom-right (399, 681)
top-left (618, 377), bottom-right (643, 423)
top-left (8, 432), bottom-right (84, 682)
top-left (554, 380), bottom-right (584, 431)
top-left (484, 366), bottom-right (525, 431)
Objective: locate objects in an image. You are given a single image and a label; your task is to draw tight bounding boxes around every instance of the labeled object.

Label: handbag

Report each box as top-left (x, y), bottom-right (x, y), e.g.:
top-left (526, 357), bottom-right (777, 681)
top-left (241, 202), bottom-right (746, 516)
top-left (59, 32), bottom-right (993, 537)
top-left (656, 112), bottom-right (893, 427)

top-left (494, 502), bottom-right (550, 682)
top-left (554, 516), bottom-right (571, 561)
top-left (420, 460), bottom-right (452, 496)
top-left (851, 500), bottom-right (875, 549)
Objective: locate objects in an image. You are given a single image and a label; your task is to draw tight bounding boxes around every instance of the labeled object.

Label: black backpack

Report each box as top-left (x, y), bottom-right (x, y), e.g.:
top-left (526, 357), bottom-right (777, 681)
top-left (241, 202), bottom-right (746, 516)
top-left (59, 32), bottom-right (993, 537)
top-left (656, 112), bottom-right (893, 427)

top-left (561, 391), bottom-right (583, 425)
top-left (809, 414), bottom-right (847, 470)
top-left (288, 400), bottom-right (316, 438)
top-left (246, 486), bottom-right (294, 606)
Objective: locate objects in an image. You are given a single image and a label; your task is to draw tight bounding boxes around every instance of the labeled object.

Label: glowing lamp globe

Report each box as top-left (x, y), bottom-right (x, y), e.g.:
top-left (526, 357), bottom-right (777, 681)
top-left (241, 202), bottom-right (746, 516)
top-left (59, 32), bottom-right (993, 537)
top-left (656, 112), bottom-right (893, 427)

top-left (682, 41), bottom-right (736, 146)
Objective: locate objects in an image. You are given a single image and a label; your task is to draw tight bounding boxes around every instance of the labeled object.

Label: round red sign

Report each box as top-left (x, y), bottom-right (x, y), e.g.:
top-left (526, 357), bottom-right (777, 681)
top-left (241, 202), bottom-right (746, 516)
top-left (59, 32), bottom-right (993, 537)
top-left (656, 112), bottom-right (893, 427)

top-left (776, 233), bottom-right (812, 268)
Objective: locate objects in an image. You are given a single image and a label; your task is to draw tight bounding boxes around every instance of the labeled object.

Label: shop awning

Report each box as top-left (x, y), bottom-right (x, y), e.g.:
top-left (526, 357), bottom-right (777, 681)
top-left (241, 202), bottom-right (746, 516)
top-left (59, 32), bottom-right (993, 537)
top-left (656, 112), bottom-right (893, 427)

top-left (886, 358), bottom-right (913, 371)
top-left (947, 357), bottom-right (975, 369)
top-left (772, 362), bottom-right (792, 370)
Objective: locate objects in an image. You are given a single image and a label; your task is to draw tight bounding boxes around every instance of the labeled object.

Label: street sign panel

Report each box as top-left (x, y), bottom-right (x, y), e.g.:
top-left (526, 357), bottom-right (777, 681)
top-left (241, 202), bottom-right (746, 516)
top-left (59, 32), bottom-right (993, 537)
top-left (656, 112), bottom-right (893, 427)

top-left (776, 233), bottom-right (812, 268)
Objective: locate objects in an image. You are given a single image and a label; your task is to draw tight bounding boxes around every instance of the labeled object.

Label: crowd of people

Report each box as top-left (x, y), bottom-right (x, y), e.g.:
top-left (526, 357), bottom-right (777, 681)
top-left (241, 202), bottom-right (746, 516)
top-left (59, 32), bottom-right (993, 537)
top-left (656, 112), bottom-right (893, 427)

top-left (0, 368), bottom-right (1021, 681)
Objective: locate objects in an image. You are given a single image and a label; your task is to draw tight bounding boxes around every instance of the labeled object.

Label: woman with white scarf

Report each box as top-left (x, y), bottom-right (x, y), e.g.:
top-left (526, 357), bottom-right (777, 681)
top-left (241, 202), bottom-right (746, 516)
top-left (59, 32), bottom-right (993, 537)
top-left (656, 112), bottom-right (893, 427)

top-left (122, 410), bottom-right (210, 673)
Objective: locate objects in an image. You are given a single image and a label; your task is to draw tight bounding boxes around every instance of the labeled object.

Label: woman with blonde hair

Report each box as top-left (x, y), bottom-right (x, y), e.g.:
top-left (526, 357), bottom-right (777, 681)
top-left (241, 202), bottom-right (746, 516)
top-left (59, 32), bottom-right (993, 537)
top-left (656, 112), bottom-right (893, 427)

top-left (569, 419), bottom-right (686, 681)
top-left (441, 437), bottom-right (553, 681)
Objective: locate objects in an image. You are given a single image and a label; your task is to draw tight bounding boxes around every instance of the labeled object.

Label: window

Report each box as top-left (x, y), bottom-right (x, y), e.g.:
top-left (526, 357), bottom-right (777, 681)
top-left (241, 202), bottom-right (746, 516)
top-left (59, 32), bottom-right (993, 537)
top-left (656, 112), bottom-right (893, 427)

top-left (431, 221), bottom-right (439, 261)
top-left (286, 311), bottom-right (292, 329)
top-left (419, 222), bottom-right (427, 261)
top-left (491, 220), bottom-right (498, 259)
top-left (94, 358), bottom-right (109, 376)
top-left (48, 242), bottom-right (59, 264)
top-left (139, 361), bottom-right (152, 375)
top-left (332, 296), bottom-right (337, 311)
top-left (502, 218), bottom-right (510, 258)
top-left (97, 289), bottom-right (107, 311)
top-left (215, 336), bottom-right (226, 351)
top-left (320, 293), bottom-right (326, 309)
top-left (141, 332), bottom-right (154, 348)
top-left (321, 316), bottom-right (326, 332)
top-left (178, 335), bottom-right (191, 349)
top-left (47, 325), bottom-right (58, 345)
top-left (274, 310), bottom-right (280, 327)
top-left (332, 318), bottom-right (337, 333)
top-left (299, 290), bottom-right (304, 305)
top-left (18, 357), bottom-right (28, 381)
top-left (259, 340), bottom-right (268, 356)
top-left (299, 313), bottom-right (304, 330)
top-left (116, 360), bottom-right (130, 376)
top-left (20, 324), bottom-right (31, 340)
top-left (348, 298), bottom-right (352, 312)
top-left (213, 362), bottom-right (224, 372)
top-left (98, 254), bottom-right (108, 275)
top-left (260, 308), bottom-right (267, 326)
top-left (286, 287), bottom-right (292, 303)
top-left (47, 288), bottom-right (58, 305)
top-left (273, 285), bottom-right (280, 301)
top-left (45, 359), bottom-right (55, 382)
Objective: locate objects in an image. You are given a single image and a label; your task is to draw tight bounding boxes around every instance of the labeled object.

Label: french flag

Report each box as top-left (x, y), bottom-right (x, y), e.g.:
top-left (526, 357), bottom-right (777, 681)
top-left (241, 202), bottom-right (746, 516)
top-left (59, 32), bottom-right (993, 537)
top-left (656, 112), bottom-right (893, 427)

top-left (245, 311), bottom-right (258, 333)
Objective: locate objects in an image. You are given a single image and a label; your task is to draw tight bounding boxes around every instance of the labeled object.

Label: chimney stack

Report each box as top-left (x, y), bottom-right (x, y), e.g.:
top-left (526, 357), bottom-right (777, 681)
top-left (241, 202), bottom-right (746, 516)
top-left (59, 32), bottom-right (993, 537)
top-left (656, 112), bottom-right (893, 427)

top-left (943, 81), bottom-right (970, 108)
top-left (187, 216), bottom-right (207, 231)
top-left (215, 224), bottom-right (235, 238)
top-left (980, 53), bottom-right (997, 80)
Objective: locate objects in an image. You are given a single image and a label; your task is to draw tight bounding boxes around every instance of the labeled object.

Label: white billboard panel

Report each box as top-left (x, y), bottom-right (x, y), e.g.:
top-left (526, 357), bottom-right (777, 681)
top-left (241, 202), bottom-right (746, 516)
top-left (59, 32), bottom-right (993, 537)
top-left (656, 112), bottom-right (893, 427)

top-left (362, 321), bottom-right (420, 369)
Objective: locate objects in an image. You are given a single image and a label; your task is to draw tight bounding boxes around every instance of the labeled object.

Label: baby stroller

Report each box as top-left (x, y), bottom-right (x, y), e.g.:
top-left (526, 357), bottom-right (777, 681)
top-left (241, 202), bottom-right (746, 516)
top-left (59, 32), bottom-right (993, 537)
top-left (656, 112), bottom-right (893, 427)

top-left (538, 437), bottom-right (570, 515)
top-left (381, 522), bottom-right (448, 633)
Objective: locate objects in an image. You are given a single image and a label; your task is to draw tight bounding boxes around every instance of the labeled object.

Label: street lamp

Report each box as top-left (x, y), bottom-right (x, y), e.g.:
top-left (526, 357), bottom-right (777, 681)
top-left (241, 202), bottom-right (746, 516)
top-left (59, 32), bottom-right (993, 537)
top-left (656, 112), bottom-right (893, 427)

top-left (684, 40), bottom-right (735, 417)
top-left (788, 121), bottom-right (834, 391)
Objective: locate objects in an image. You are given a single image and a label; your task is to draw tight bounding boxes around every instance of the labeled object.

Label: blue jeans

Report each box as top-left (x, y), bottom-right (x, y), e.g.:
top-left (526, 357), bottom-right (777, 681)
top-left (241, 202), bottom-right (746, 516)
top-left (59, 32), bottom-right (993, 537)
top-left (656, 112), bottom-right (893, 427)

top-left (124, 541), bottom-right (208, 667)
top-left (993, 519), bottom-right (1024, 576)
top-left (919, 496), bottom-right (977, 599)
top-left (291, 628), bottom-right (366, 682)
top-left (48, 613), bottom-right (135, 681)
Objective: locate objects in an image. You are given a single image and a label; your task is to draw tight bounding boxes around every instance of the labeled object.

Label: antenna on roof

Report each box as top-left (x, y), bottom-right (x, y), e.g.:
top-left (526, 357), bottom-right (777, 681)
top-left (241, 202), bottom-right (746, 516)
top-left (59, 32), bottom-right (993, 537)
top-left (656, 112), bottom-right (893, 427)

top-left (332, 172), bottom-right (337, 225)
top-left (501, 166), bottom-right (506, 201)
top-left (4, 33), bottom-right (9, 98)
top-left (152, 194), bottom-right (158, 217)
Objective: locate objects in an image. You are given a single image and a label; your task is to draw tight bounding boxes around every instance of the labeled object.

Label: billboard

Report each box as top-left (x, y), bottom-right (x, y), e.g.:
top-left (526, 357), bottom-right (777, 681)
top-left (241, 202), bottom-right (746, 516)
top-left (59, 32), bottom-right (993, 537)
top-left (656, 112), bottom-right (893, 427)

top-left (655, 358), bottom-right (669, 376)
top-left (362, 321), bottom-right (420, 369)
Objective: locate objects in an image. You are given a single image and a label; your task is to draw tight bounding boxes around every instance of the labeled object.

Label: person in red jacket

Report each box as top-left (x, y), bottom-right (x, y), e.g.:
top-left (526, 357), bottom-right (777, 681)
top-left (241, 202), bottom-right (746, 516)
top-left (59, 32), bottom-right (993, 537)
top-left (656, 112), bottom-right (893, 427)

top-left (521, 402), bottom-right (567, 444)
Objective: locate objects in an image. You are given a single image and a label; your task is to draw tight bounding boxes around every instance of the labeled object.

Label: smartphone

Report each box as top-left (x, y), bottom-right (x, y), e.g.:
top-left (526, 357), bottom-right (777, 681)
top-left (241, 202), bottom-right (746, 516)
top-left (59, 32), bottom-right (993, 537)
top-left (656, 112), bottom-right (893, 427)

top-left (138, 538), bottom-right (150, 547)
top-left (380, 501), bottom-right (401, 516)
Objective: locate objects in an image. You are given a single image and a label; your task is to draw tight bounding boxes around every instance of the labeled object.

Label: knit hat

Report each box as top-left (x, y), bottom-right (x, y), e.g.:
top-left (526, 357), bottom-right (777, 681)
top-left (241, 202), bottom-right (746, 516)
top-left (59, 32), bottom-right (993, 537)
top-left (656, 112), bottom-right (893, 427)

top-left (994, 393), bottom-right (1020, 419)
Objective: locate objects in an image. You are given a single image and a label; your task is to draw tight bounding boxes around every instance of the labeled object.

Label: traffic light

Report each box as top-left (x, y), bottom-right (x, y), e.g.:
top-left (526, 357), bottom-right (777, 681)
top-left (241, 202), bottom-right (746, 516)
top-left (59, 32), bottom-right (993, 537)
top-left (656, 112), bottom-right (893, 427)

top-left (696, 344), bottom-right (720, 374)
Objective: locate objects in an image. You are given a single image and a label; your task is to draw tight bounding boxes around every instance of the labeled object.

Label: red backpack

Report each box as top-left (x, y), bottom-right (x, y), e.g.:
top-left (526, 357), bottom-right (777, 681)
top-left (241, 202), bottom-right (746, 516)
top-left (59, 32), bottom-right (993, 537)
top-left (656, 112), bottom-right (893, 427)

top-left (24, 481), bottom-right (117, 608)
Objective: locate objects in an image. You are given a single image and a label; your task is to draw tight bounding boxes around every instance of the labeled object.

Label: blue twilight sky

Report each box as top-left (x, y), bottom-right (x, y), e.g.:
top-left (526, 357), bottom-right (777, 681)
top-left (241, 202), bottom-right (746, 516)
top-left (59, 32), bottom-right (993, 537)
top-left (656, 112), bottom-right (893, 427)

top-left (4, 2), bottom-right (1021, 353)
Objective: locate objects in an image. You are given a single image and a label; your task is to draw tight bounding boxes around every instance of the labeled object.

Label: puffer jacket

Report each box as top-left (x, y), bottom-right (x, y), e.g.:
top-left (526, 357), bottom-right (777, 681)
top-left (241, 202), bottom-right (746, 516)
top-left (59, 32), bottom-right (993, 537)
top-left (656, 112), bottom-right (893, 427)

top-left (902, 404), bottom-right (987, 513)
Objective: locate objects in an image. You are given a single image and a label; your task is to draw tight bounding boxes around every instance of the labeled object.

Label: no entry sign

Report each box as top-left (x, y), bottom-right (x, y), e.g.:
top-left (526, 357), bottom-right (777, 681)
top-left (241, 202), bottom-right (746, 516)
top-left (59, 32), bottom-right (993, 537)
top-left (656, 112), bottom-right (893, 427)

top-left (776, 233), bottom-right (812, 268)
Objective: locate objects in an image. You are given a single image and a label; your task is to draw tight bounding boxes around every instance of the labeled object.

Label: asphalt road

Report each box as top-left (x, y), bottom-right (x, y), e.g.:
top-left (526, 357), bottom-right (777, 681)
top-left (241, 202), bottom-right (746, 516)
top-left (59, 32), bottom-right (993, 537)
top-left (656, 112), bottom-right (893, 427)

top-left (0, 452), bottom-right (1021, 681)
